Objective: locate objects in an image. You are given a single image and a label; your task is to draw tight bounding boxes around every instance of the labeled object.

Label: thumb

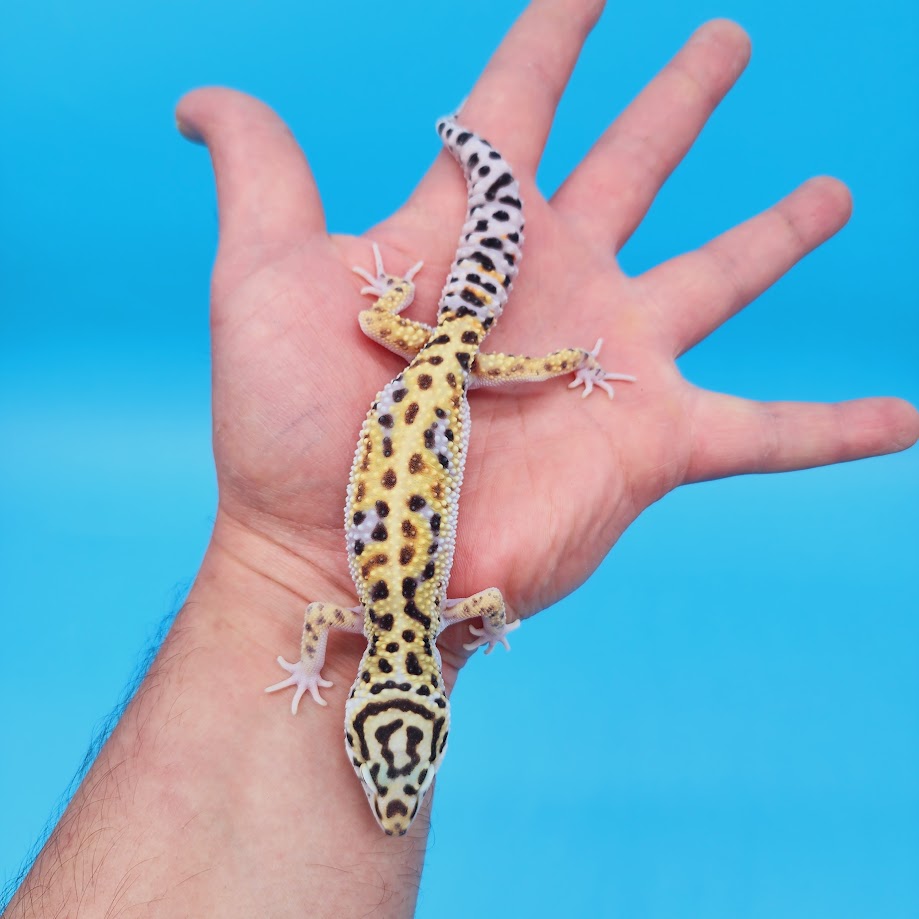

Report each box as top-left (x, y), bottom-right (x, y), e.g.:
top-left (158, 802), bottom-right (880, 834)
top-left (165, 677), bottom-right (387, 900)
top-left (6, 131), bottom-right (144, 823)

top-left (176, 87), bottom-right (326, 256)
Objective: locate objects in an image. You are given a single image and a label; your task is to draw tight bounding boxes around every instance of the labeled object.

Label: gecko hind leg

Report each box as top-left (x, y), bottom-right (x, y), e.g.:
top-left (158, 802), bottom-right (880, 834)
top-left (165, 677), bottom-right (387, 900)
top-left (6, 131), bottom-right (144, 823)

top-left (352, 242), bottom-right (433, 359)
top-left (441, 588), bottom-right (521, 655)
top-left (266, 602), bottom-right (364, 713)
top-left (471, 338), bottom-right (636, 399)
top-left (568, 339), bottom-right (637, 399)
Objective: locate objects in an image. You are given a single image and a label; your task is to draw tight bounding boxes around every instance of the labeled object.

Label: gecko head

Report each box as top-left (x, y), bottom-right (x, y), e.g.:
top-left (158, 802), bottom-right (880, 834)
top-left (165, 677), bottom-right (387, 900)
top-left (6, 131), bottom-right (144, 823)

top-left (344, 688), bottom-right (450, 836)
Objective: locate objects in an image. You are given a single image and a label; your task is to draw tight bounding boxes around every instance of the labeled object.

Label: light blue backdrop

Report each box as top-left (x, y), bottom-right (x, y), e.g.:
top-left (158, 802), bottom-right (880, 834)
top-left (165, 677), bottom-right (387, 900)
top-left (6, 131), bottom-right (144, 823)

top-left (2, 0), bottom-right (916, 915)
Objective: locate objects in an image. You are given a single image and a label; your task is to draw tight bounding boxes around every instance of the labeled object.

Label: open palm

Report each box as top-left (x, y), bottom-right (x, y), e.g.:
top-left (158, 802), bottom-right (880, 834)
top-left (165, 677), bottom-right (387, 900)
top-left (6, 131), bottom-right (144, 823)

top-left (176, 5), bottom-right (917, 674)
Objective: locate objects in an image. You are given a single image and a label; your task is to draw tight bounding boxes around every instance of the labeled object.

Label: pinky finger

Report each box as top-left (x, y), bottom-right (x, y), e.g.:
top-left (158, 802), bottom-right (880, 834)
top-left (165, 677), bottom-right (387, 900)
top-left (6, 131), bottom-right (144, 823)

top-left (685, 393), bottom-right (919, 483)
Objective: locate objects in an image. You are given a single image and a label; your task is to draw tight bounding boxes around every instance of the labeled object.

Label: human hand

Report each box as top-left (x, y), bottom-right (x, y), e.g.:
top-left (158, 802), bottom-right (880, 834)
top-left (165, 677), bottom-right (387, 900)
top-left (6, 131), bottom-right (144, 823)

top-left (175, 3), bottom-right (918, 687)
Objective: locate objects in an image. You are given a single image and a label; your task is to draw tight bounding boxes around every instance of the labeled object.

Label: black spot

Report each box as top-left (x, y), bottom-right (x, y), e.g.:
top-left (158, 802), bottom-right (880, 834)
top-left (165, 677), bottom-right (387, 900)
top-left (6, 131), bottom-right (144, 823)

top-left (371, 581), bottom-right (389, 600)
top-left (432, 334), bottom-right (451, 345)
top-left (392, 388), bottom-right (408, 403)
top-left (468, 251), bottom-right (496, 273)
top-left (508, 232), bottom-right (519, 243)
top-left (408, 495), bottom-right (426, 511)
top-left (402, 520), bottom-right (417, 537)
top-left (375, 500), bottom-right (390, 518)
top-left (483, 281), bottom-right (497, 294)
top-left (455, 306), bottom-right (475, 318)
top-left (399, 546), bottom-right (414, 565)
top-left (430, 514), bottom-right (441, 534)
top-left (445, 429), bottom-right (454, 441)
top-left (437, 453), bottom-right (449, 469)
top-left (386, 642), bottom-right (399, 653)
top-left (382, 469), bottom-right (397, 489)
top-left (461, 331), bottom-right (479, 344)
top-left (404, 600), bottom-right (432, 629)
top-left (386, 799), bottom-right (409, 819)
top-left (498, 194), bottom-right (522, 209)
top-left (355, 510), bottom-right (368, 526)
top-left (354, 539), bottom-right (365, 556)
top-left (404, 402), bottom-right (419, 424)
top-left (435, 697), bottom-right (447, 709)
top-left (427, 542), bottom-right (439, 555)
top-left (418, 374), bottom-right (433, 390)
top-left (456, 131), bottom-right (472, 146)
top-left (488, 150), bottom-right (501, 159)
top-left (456, 352), bottom-right (470, 370)
top-left (402, 629), bottom-right (416, 642)
top-left (435, 408), bottom-right (446, 418)
top-left (505, 253), bottom-right (516, 266)
top-left (483, 316), bottom-right (494, 329)
top-left (421, 561), bottom-right (436, 581)
top-left (378, 658), bottom-right (392, 673)
top-left (406, 652), bottom-right (423, 676)
top-left (493, 210), bottom-right (510, 222)
top-left (362, 671), bottom-right (370, 682)
top-left (371, 522), bottom-right (387, 541)
top-left (379, 414), bottom-right (394, 428)
top-left (481, 237), bottom-right (503, 250)
top-left (402, 577), bottom-right (417, 598)
top-left (378, 613), bottom-right (394, 631)
top-left (385, 680), bottom-right (397, 689)
top-left (429, 355), bottom-right (443, 365)
top-left (460, 288), bottom-right (485, 307)
top-left (417, 685), bottom-right (431, 696)
top-left (431, 675), bottom-right (439, 688)
top-left (468, 152), bottom-right (480, 169)
top-left (446, 372), bottom-right (458, 387)
top-left (404, 784), bottom-right (418, 795)
top-left (478, 165), bottom-right (491, 177)
top-left (409, 453), bottom-right (423, 473)
top-left (474, 219), bottom-right (489, 232)
top-left (371, 683), bottom-right (383, 694)
top-left (485, 172), bottom-right (514, 200)
top-left (382, 436), bottom-right (393, 457)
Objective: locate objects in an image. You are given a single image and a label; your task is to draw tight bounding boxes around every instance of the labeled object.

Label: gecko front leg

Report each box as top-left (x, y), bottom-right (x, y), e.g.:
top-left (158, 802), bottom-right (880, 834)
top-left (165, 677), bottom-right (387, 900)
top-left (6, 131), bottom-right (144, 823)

top-left (441, 588), bottom-right (521, 654)
top-left (266, 602), bottom-right (364, 712)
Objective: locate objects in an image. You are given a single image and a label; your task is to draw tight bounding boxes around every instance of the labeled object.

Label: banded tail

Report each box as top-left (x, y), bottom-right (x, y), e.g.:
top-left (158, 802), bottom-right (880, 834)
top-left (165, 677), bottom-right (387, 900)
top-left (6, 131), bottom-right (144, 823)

top-left (435, 116), bottom-right (524, 328)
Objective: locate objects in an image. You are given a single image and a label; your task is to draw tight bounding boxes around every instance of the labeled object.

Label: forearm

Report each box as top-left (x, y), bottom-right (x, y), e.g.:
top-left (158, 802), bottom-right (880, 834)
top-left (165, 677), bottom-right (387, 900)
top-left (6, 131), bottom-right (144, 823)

top-left (7, 519), bottom-right (433, 919)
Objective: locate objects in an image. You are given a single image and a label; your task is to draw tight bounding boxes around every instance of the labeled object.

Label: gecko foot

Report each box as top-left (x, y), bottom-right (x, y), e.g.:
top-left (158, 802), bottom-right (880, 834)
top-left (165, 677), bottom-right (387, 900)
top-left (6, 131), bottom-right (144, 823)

top-left (265, 656), bottom-right (334, 713)
top-left (463, 618), bottom-right (522, 655)
top-left (569, 339), bottom-right (637, 399)
top-left (352, 242), bottom-right (423, 300)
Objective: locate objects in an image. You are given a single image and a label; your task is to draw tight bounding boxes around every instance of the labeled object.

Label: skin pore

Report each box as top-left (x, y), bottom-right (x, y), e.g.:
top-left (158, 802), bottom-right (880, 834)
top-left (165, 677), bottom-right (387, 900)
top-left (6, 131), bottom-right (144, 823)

top-left (6, 2), bottom-right (917, 917)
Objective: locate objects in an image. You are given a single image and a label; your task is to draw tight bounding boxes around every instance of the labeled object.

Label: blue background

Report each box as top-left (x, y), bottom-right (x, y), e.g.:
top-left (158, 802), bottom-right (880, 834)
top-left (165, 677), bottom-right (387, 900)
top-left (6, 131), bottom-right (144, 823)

top-left (2, 0), bottom-right (916, 915)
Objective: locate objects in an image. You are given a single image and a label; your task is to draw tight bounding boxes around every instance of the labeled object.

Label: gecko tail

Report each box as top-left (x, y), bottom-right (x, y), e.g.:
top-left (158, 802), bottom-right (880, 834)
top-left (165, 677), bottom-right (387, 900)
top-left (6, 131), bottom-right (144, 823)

top-left (434, 116), bottom-right (524, 328)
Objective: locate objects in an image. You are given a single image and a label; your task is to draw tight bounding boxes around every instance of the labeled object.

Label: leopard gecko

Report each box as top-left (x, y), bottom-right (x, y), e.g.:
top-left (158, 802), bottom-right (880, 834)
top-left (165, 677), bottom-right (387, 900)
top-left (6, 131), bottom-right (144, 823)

top-left (266, 115), bottom-right (635, 835)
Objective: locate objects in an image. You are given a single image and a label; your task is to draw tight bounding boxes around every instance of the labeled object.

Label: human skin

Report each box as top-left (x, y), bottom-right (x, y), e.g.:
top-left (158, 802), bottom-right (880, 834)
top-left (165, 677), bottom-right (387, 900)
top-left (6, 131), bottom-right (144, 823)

top-left (6, 1), bottom-right (918, 917)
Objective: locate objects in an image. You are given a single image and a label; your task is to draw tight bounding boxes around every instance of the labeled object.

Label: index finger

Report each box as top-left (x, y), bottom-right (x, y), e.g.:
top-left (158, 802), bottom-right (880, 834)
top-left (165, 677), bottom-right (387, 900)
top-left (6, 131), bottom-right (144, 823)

top-left (411, 0), bottom-right (605, 204)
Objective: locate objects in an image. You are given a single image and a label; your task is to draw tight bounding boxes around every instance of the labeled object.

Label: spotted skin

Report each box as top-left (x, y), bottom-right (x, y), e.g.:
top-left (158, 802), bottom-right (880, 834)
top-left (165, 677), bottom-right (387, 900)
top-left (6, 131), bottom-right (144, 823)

top-left (267, 115), bottom-right (634, 836)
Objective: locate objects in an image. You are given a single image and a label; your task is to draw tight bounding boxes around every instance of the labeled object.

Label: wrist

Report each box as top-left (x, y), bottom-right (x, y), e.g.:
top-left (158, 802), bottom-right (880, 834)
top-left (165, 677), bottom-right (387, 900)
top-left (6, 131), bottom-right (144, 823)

top-left (192, 509), bottom-right (467, 688)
